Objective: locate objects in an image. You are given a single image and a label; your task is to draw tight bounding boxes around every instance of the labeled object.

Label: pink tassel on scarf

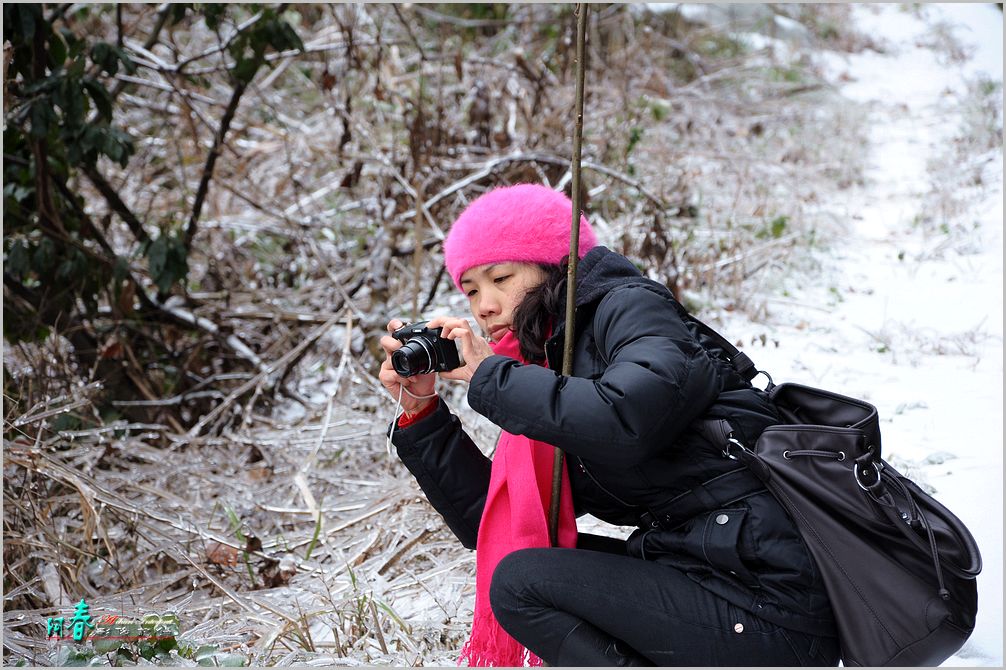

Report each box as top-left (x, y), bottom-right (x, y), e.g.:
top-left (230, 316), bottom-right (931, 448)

top-left (459, 331), bottom-right (578, 667)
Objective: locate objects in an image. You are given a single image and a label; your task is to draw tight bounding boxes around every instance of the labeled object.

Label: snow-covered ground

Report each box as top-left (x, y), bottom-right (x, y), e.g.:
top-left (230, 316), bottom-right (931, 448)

top-left (716, 4), bottom-right (1003, 666)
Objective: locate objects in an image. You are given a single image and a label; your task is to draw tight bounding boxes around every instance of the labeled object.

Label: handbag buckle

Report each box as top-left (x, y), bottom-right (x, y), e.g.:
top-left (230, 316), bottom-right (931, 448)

top-left (723, 437), bottom-right (748, 461)
top-left (854, 461), bottom-right (882, 491)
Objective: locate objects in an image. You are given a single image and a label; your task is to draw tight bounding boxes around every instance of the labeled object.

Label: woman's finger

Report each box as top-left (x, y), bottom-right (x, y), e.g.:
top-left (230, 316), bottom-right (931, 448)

top-left (441, 325), bottom-right (465, 341)
top-left (439, 319), bottom-right (473, 339)
top-left (379, 334), bottom-right (403, 357)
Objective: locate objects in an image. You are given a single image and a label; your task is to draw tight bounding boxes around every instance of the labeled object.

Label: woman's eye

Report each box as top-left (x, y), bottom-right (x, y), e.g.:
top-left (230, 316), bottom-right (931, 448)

top-left (493, 275), bottom-right (511, 284)
top-left (466, 289), bottom-right (478, 298)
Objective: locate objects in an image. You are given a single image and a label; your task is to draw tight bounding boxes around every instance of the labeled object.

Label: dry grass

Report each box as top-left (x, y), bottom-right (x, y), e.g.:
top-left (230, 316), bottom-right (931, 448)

top-left (4, 383), bottom-right (475, 666)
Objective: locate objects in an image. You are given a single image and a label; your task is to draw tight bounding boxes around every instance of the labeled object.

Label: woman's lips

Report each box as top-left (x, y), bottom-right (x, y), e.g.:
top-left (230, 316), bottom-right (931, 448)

top-left (489, 325), bottom-right (509, 342)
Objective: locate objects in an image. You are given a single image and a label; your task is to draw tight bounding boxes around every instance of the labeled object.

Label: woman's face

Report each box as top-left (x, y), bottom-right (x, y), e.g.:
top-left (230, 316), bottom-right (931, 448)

top-left (460, 262), bottom-right (547, 343)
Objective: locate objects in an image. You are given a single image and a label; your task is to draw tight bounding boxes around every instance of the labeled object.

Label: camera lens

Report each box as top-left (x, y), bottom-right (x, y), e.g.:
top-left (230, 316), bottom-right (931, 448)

top-left (392, 338), bottom-right (434, 377)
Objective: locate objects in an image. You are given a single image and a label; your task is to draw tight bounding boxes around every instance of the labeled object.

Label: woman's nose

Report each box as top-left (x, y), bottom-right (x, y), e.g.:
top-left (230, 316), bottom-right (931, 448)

top-left (478, 294), bottom-right (501, 318)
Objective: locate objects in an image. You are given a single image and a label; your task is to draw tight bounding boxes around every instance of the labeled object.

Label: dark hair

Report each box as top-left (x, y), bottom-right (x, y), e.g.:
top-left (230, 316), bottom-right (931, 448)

top-left (511, 260), bottom-right (568, 364)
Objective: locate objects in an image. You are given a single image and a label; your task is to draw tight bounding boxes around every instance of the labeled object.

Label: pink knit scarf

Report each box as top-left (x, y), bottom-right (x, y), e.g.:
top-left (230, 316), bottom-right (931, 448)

top-left (458, 331), bottom-right (578, 667)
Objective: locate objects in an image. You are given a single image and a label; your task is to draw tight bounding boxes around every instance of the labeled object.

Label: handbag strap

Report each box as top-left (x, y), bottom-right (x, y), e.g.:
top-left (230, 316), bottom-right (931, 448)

top-left (673, 306), bottom-right (762, 384)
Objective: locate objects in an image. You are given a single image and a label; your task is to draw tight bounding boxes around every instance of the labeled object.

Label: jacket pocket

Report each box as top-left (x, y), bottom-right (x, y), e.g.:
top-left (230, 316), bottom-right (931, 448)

top-left (701, 508), bottom-right (759, 588)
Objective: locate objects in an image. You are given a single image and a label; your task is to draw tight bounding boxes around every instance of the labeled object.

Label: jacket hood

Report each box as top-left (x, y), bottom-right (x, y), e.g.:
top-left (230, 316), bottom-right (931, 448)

top-left (574, 246), bottom-right (654, 307)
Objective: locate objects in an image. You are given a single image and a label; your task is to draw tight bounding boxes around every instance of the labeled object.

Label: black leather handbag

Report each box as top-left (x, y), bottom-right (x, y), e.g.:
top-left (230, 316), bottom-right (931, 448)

top-left (687, 316), bottom-right (983, 666)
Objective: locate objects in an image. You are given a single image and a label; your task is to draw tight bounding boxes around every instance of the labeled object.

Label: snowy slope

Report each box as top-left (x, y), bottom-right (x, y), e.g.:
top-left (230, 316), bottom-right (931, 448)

top-left (714, 4), bottom-right (1003, 666)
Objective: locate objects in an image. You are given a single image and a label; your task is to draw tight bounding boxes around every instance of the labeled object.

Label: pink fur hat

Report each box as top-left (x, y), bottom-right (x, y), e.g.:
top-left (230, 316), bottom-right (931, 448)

top-left (444, 184), bottom-right (597, 290)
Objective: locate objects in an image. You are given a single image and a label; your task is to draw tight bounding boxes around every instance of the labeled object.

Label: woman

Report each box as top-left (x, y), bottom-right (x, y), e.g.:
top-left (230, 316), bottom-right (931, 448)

top-left (379, 184), bottom-right (839, 667)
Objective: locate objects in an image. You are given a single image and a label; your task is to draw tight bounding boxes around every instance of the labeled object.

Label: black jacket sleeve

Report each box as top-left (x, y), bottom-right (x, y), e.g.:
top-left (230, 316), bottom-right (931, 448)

top-left (391, 398), bottom-right (492, 549)
top-left (467, 284), bottom-right (722, 467)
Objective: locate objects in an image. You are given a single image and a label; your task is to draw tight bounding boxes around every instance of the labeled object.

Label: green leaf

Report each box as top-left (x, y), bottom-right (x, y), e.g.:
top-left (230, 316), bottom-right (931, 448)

top-left (63, 29), bottom-right (85, 60)
top-left (50, 79), bottom-right (66, 112)
top-left (280, 22), bottom-right (305, 52)
top-left (66, 140), bottom-right (82, 166)
top-left (223, 504), bottom-right (246, 543)
top-left (147, 233), bottom-right (188, 295)
top-left (33, 238), bottom-right (57, 273)
top-left (54, 646), bottom-right (95, 667)
top-left (249, 27), bottom-right (268, 54)
top-left (49, 30), bottom-right (68, 67)
top-left (232, 56), bottom-right (260, 85)
top-left (61, 77), bottom-right (86, 129)
top-left (79, 125), bottom-right (102, 153)
top-left (168, 237), bottom-right (189, 277)
top-left (57, 258), bottom-right (73, 281)
top-left (102, 129), bottom-right (123, 163)
top-left (189, 644), bottom-right (219, 662)
top-left (92, 638), bottom-right (124, 654)
top-left (83, 78), bottom-right (113, 121)
top-left (61, 249), bottom-right (87, 281)
top-left (113, 45), bottom-right (137, 75)
top-left (91, 41), bottom-right (110, 67)
top-left (67, 54), bottom-right (86, 78)
top-left (112, 255), bottom-right (129, 284)
top-left (138, 641), bottom-right (157, 661)
top-left (22, 76), bottom-right (58, 96)
top-left (69, 125), bottom-right (106, 166)
top-left (148, 236), bottom-right (167, 282)
top-left (769, 215), bottom-right (788, 238)
top-left (110, 128), bottom-right (135, 167)
top-left (626, 127), bottom-right (643, 156)
top-left (6, 240), bottom-right (31, 277)
top-left (90, 42), bottom-right (119, 76)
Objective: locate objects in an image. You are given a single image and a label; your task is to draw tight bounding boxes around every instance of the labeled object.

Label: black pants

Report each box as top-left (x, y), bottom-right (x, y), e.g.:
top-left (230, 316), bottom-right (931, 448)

top-left (488, 542), bottom-right (840, 667)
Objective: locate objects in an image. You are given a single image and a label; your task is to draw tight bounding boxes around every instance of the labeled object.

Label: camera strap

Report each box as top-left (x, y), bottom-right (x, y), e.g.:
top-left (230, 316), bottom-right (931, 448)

top-left (386, 385), bottom-right (439, 457)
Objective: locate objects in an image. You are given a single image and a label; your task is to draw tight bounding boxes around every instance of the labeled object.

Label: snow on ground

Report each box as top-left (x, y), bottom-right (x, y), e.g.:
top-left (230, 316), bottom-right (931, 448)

top-left (714, 4), bottom-right (1002, 666)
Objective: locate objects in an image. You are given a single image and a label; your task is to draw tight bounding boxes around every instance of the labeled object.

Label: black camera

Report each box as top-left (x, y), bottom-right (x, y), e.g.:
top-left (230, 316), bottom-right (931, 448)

top-left (391, 321), bottom-right (464, 377)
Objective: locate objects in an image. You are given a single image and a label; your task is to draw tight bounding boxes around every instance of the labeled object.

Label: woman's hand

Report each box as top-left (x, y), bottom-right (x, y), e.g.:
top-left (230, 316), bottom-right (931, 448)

top-left (378, 319), bottom-right (438, 414)
top-left (426, 316), bottom-right (496, 384)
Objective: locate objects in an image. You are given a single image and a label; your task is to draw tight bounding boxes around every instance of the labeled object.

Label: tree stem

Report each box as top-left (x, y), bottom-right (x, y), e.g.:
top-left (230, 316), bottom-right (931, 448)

top-left (549, 2), bottom-right (589, 548)
top-left (184, 76), bottom-right (250, 251)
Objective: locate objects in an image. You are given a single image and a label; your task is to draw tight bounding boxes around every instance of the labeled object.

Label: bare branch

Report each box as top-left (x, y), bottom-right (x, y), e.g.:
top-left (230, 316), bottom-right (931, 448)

top-left (108, 3), bottom-right (175, 102)
top-left (392, 5), bottom-right (427, 61)
top-left (82, 166), bottom-right (152, 246)
top-left (411, 5), bottom-right (514, 28)
top-left (184, 77), bottom-right (250, 251)
top-left (187, 312), bottom-right (344, 437)
top-left (174, 10), bottom-right (265, 72)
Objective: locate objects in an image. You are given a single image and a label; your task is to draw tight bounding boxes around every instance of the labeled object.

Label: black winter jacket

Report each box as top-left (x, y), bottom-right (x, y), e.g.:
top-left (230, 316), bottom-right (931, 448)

top-left (392, 246), bottom-right (836, 637)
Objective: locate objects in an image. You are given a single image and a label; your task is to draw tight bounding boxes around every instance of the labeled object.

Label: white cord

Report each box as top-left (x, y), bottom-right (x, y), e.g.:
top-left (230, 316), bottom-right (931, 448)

top-left (403, 386), bottom-right (439, 401)
top-left (386, 384), bottom-right (438, 457)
